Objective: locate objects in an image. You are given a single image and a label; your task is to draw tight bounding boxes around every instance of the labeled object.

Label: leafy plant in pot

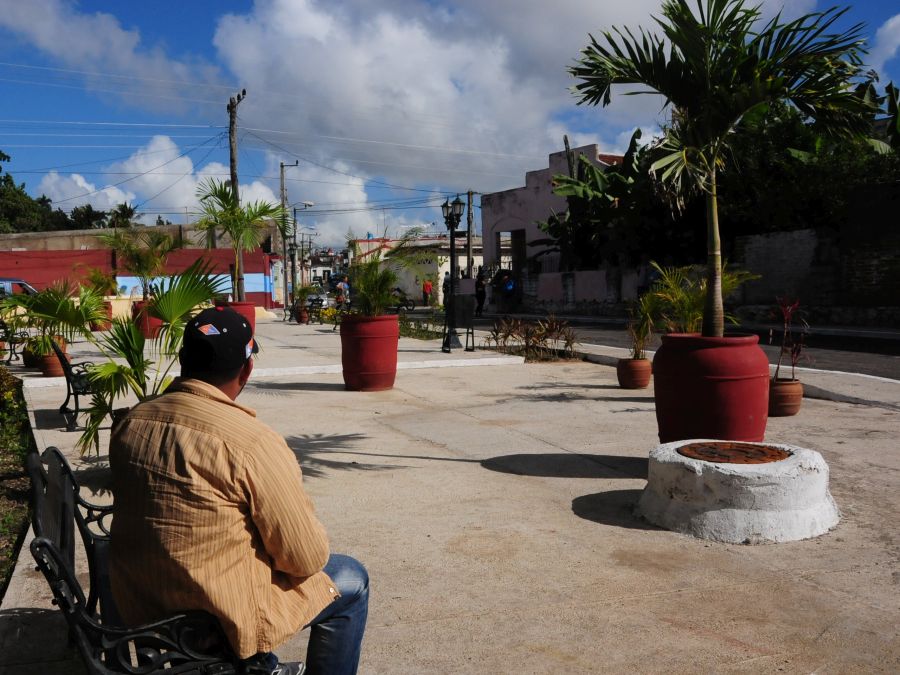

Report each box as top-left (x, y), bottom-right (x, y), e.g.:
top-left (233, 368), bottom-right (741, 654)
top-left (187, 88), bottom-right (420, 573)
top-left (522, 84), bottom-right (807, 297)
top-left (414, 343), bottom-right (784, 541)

top-left (643, 261), bottom-right (761, 440)
top-left (340, 231), bottom-right (426, 391)
top-left (768, 297), bottom-right (807, 417)
top-left (83, 266), bottom-right (118, 330)
top-left (570, 0), bottom-right (871, 441)
top-left (77, 259), bottom-right (227, 454)
top-left (1, 282), bottom-right (107, 377)
top-left (617, 292), bottom-right (656, 389)
top-left (194, 178), bottom-right (286, 330)
top-left (293, 285), bottom-right (316, 324)
top-left (98, 228), bottom-right (182, 338)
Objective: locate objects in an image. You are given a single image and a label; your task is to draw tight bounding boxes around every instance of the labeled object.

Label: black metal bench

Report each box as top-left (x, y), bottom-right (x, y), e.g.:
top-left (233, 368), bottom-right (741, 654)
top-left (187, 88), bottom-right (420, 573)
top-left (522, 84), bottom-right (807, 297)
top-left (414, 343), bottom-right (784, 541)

top-left (307, 297), bottom-right (325, 324)
top-left (50, 338), bottom-right (97, 432)
top-left (27, 446), bottom-right (243, 674)
top-left (0, 318), bottom-right (28, 364)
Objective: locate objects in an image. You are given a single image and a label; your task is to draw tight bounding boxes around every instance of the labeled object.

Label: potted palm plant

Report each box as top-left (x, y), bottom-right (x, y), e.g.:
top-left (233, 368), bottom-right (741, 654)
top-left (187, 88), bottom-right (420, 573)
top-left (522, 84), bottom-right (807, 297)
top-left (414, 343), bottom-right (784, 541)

top-left (340, 231), bottom-right (426, 391)
top-left (769, 297), bottom-right (807, 417)
top-left (194, 178), bottom-right (286, 330)
top-left (77, 259), bottom-right (227, 454)
top-left (293, 285), bottom-right (316, 324)
top-left (83, 267), bottom-right (118, 331)
top-left (570, 0), bottom-right (872, 441)
top-left (98, 228), bottom-right (182, 338)
top-left (3, 282), bottom-right (107, 377)
top-left (617, 292), bottom-right (655, 389)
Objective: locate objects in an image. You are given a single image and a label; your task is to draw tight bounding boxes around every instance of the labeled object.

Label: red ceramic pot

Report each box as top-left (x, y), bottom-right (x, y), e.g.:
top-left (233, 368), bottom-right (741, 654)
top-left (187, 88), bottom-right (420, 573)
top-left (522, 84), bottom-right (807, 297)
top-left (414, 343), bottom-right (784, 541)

top-left (652, 333), bottom-right (770, 443)
top-left (616, 358), bottom-right (652, 389)
top-left (340, 314), bottom-right (399, 391)
top-left (132, 301), bottom-right (163, 339)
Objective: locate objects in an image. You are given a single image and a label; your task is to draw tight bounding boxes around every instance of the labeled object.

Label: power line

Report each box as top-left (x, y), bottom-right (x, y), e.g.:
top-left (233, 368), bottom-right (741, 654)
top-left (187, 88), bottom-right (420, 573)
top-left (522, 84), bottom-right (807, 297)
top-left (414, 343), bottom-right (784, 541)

top-left (51, 134), bottom-right (224, 204)
top-left (0, 76), bottom-right (222, 106)
top-left (242, 129), bottom-right (437, 194)
top-left (0, 61), bottom-right (239, 91)
top-left (0, 118), bottom-right (223, 129)
top-left (241, 125), bottom-right (534, 161)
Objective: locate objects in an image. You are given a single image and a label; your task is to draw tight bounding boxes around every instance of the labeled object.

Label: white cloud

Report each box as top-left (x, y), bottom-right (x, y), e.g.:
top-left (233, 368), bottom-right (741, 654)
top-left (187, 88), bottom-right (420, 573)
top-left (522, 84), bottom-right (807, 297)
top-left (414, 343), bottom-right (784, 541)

top-left (870, 14), bottom-right (900, 81)
top-left (37, 172), bottom-right (135, 212)
top-left (7, 0), bottom-right (888, 240)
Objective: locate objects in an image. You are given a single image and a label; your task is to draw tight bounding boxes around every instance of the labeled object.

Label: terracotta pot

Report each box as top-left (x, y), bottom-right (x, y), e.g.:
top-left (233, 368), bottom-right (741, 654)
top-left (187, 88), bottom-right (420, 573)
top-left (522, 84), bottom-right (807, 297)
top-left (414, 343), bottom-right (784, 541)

top-left (296, 308), bottom-right (310, 325)
top-left (769, 378), bottom-right (803, 417)
top-left (616, 358), bottom-right (652, 389)
top-left (38, 352), bottom-right (66, 377)
top-left (652, 333), bottom-right (770, 443)
top-left (340, 314), bottom-right (399, 391)
top-left (90, 301), bottom-right (113, 331)
top-left (215, 300), bottom-right (256, 333)
top-left (132, 301), bottom-right (163, 339)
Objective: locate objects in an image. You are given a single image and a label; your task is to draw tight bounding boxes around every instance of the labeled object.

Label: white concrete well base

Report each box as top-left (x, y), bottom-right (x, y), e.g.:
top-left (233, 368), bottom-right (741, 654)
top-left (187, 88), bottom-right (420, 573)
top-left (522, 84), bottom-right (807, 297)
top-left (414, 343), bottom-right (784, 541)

top-left (637, 440), bottom-right (840, 544)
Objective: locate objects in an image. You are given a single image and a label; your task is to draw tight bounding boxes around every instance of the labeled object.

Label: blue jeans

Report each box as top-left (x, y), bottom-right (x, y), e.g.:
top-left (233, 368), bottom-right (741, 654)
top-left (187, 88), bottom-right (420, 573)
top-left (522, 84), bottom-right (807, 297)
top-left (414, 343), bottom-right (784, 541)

top-left (305, 554), bottom-right (369, 674)
top-left (246, 554), bottom-right (369, 675)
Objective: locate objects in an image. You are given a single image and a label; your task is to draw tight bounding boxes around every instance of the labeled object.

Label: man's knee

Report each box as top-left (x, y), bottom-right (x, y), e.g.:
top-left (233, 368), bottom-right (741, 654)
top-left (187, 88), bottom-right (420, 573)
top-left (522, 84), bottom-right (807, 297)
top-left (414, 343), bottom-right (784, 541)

top-left (325, 554), bottom-right (369, 602)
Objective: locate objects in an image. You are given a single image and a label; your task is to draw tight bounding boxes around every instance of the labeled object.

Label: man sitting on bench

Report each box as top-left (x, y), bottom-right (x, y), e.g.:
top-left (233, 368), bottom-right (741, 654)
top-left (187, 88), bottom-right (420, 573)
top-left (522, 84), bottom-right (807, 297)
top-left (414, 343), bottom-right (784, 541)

top-left (108, 307), bottom-right (369, 675)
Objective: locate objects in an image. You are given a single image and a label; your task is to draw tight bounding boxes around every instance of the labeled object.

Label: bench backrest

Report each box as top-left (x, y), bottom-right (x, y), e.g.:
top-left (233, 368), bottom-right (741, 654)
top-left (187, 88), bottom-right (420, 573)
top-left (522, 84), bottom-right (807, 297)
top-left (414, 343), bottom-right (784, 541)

top-left (27, 447), bottom-right (240, 674)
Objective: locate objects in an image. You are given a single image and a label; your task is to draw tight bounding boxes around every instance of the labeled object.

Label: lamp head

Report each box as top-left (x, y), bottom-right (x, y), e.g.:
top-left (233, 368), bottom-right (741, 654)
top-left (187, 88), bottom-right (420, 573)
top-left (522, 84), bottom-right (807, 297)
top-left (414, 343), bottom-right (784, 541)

top-left (441, 199), bottom-right (450, 221)
top-left (451, 195), bottom-right (464, 218)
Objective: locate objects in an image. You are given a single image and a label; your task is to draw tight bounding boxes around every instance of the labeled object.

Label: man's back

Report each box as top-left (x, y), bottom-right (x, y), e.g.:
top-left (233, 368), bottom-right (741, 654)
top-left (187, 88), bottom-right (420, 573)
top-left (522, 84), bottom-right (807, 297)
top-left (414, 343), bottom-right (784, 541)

top-left (109, 378), bottom-right (336, 659)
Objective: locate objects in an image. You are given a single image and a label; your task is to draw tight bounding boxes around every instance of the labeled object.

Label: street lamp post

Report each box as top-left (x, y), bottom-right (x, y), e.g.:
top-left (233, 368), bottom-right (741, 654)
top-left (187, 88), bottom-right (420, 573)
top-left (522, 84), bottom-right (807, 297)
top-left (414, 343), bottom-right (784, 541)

top-left (441, 195), bottom-right (465, 353)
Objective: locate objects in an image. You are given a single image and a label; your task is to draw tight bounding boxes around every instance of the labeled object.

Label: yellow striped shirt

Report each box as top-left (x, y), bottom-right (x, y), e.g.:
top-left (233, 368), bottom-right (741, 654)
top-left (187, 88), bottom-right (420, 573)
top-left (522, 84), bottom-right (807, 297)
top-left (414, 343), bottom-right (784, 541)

top-left (109, 378), bottom-right (337, 658)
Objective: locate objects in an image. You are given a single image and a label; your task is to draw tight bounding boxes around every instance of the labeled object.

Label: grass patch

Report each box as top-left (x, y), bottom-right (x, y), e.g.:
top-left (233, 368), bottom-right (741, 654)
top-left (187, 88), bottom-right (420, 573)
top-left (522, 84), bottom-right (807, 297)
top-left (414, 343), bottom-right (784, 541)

top-left (399, 311), bottom-right (444, 340)
top-left (0, 365), bottom-right (35, 602)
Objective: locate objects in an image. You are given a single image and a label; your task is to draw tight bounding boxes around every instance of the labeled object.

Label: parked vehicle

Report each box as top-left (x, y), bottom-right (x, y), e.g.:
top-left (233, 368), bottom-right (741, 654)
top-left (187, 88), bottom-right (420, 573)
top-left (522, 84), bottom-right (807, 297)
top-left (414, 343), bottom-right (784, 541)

top-left (307, 285), bottom-right (336, 309)
top-left (0, 278), bottom-right (38, 297)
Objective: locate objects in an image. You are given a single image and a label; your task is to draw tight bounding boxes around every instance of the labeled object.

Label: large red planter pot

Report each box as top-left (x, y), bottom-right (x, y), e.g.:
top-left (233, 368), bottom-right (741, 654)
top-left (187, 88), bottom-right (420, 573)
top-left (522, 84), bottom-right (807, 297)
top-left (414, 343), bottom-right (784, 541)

top-left (652, 333), bottom-right (770, 443)
top-left (340, 314), bottom-right (399, 392)
top-left (131, 301), bottom-right (163, 339)
top-left (215, 300), bottom-right (256, 333)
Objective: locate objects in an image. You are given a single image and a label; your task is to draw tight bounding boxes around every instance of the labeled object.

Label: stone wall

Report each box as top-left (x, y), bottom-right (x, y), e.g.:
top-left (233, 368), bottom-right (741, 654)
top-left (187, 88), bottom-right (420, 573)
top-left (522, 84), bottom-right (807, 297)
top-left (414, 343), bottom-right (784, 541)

top-left (733, 226), bottom-right (900, 328)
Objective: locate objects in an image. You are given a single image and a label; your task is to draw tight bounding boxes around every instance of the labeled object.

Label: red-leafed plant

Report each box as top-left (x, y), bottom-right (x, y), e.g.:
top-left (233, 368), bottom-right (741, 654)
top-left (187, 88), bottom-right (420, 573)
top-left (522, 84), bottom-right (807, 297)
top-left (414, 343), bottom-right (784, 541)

top-left (771, 296), bottom-right (808, 381)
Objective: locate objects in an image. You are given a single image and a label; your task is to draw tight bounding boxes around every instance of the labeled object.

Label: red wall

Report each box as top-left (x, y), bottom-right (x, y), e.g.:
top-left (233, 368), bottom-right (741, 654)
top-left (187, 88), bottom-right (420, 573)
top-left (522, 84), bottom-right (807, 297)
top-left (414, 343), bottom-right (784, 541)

top-left (0, 248), bottom-right (276, 308)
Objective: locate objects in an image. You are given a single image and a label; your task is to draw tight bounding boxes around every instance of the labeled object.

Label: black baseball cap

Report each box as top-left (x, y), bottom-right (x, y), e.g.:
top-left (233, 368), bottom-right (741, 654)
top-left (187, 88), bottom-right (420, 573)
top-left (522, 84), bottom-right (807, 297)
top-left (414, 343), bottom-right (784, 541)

top-left (180, 306), bottom-right (259, 373)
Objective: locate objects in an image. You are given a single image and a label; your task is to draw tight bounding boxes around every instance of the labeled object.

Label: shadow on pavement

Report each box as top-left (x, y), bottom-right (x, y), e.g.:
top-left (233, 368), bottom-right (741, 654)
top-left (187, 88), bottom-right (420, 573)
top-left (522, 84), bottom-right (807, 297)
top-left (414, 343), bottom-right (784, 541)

top-left (572, 489), bottom-right (660, 530)
top-left (31, 408), bottom-right (66, 431)
top-left (481, 453), bottom-right (647, 479)
top-left (286, 433), bottom-right (403, 478)
top-left (250, 382), bottom-right (346, 392)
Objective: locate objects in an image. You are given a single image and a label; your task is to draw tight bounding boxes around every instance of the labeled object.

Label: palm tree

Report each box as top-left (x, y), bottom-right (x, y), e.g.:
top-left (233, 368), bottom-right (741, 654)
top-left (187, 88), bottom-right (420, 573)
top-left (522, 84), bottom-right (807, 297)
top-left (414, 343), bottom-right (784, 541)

top-left (194, 178), bottom-right (286, 302)
top-left (569, 0), bottom-right (873, 336)
top-left (108, 202), bottom-right (137, 228)
top-left (77, 259), bottom-right (227, 454)
top-left (99, 229), bottom-right (182, 302)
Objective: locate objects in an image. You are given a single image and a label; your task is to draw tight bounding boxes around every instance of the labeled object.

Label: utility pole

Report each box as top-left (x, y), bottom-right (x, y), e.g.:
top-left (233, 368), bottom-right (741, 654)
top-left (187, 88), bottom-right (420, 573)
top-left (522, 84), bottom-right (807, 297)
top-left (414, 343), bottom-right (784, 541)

top-left (466, 189), bottom-right (474, 278)
top-left (291, 208), bottom-right (299, 302)
top-left (280, 160), bottom-right (298, 311)
top-left (227, 88), bottom-right (246, 297)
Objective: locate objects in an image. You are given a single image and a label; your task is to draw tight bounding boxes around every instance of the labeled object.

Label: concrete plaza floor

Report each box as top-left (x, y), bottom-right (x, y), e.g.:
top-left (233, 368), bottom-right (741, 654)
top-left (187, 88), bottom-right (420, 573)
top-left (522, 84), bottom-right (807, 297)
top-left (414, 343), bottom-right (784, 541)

top-left (2, 316), bottom-right (899, 674)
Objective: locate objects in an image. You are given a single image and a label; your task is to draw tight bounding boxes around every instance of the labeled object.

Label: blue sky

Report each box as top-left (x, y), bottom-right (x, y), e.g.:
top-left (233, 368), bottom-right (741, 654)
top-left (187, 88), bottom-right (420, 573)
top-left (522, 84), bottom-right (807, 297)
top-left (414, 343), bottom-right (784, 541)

top-left (1, 0), bottom-right (898, 247)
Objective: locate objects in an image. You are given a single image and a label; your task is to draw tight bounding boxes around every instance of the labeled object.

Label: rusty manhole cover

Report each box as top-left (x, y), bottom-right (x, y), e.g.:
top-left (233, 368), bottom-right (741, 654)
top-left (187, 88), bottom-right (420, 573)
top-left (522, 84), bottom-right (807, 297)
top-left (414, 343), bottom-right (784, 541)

top-left (677, 442), bottom-right (791, 464)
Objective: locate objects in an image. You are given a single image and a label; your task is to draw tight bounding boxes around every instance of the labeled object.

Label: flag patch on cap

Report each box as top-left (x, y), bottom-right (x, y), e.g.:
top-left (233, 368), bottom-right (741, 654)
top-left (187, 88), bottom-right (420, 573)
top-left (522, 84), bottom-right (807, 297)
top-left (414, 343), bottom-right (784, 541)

top-left (198, 323), bottom-right (220, 336)
top-left (245, 338), bottom-right (255, 359)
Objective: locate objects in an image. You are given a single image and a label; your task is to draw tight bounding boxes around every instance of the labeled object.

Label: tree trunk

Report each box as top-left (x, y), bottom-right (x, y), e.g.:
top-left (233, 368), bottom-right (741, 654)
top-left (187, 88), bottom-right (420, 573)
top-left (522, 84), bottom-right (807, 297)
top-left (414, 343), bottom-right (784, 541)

top-left (702, 171), bottom-right (724, 337)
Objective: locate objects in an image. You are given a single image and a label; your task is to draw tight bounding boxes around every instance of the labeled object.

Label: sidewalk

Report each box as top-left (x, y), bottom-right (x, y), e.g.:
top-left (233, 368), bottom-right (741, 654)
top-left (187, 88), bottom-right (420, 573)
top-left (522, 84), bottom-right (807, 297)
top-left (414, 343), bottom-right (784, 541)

top-left (2, 318), bottom-right (899, 674)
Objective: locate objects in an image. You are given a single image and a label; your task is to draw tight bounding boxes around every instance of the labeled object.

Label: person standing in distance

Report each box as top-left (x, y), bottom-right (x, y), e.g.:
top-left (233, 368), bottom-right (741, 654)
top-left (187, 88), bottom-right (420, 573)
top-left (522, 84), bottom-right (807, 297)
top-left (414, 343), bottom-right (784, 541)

top-left (109, 306), bottom-right (369, 675)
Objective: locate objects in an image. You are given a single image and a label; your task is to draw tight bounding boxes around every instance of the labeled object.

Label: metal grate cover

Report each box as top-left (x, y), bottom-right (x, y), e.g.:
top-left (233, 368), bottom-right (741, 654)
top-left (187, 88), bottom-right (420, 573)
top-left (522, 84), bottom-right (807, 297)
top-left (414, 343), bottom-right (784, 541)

top-left (676, 441), bottom-right (792, 464)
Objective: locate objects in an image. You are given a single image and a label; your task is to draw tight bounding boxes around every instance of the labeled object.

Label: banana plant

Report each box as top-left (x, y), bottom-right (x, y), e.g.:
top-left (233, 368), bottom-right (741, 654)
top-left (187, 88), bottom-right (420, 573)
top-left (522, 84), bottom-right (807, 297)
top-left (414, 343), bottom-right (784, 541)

top-left (77, 259), bottom-right (227, 455)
